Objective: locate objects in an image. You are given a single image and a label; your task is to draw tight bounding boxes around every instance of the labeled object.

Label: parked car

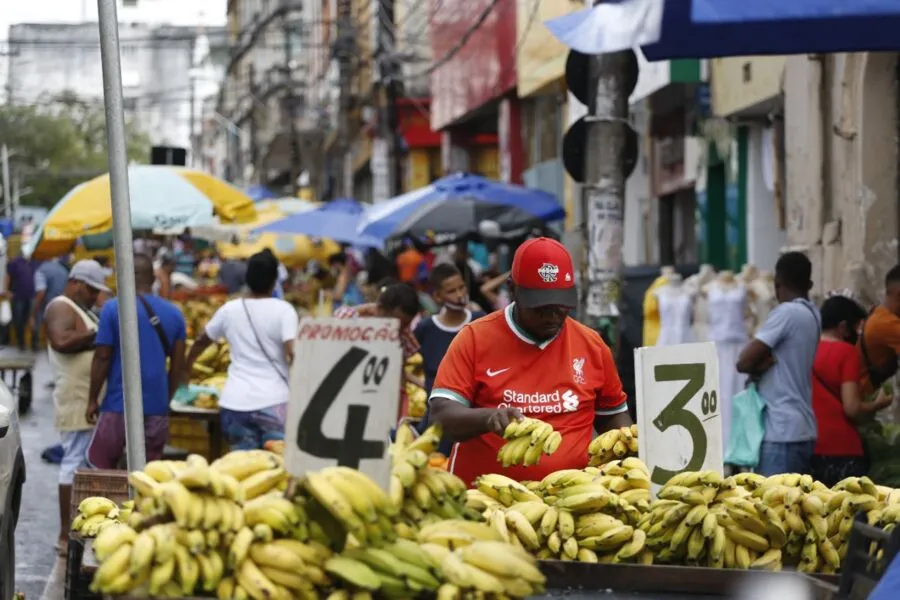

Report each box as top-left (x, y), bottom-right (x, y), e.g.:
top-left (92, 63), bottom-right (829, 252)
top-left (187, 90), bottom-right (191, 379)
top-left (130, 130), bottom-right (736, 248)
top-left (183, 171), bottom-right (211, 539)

top-left (0, 379), bottom-right (26, 598)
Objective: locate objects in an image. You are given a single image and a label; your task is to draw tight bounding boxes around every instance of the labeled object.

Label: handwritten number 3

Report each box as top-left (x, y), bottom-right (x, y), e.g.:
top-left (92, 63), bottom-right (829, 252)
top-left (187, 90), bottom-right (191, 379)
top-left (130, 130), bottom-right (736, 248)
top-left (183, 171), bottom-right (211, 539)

top-left (650, 363), bottom-right (707, 486)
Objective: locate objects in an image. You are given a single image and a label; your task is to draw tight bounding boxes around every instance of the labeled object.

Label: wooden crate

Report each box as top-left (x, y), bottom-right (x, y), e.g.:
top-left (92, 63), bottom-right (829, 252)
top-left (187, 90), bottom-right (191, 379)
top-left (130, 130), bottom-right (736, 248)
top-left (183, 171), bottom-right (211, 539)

top-left (70, 469), bottom-right (129, 518)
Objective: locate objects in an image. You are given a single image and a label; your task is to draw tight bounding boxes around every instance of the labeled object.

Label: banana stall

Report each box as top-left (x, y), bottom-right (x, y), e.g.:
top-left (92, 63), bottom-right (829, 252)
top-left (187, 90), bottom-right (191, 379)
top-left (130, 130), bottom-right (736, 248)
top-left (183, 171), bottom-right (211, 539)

top-left (72, 418), bottom-right (900, 599)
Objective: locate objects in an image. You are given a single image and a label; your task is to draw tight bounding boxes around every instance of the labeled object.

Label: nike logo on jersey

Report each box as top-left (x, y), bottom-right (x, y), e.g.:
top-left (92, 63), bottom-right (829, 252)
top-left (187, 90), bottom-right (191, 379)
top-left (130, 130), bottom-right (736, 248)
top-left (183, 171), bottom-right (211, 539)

top-left (486, 367), bottom-right (511, 377)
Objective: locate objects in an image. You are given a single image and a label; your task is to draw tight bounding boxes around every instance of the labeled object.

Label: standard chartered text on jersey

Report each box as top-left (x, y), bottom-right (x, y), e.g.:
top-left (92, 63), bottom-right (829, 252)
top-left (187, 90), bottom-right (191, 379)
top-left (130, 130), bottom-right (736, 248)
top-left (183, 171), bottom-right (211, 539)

top-left (499, 388), bottom-right (581, 414)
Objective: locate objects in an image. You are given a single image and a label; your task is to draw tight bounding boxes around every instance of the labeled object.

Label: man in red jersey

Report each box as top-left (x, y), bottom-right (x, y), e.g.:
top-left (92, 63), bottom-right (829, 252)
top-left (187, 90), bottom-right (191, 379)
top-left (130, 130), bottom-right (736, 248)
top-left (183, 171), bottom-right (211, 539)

top-left (428, 237), bottom-right (632, 485)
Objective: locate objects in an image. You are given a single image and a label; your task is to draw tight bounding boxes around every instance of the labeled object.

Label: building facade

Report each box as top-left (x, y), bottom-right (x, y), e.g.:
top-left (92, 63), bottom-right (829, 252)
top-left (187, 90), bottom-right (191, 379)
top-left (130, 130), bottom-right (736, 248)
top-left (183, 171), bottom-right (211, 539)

top-left (218, 0), bottom-right (312, 189)
top-left (6, 22), bottom-right (227, 154)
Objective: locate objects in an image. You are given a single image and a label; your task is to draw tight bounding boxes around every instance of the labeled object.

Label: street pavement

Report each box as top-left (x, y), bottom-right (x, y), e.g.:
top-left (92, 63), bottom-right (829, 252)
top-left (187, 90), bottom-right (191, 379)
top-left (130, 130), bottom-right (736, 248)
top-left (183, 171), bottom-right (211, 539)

top-left (12, 353), bottom-right (63, 599)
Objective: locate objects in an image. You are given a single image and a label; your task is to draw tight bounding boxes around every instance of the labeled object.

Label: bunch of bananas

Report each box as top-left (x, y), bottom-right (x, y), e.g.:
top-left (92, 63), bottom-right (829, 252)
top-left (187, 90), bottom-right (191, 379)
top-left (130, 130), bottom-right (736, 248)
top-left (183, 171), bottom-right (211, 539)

top-left (497, 418), bottom-right (562, 467)
top-left (389, 424), bottom-right (481, 532)
top-left (588, 425), bottom-right (639, 466)
top-left (190, 341), bottom-right (231, 381)
top-left (71, 496), bottom-right (133, 537)
top-left (404, 353), bottom-right (427, 419)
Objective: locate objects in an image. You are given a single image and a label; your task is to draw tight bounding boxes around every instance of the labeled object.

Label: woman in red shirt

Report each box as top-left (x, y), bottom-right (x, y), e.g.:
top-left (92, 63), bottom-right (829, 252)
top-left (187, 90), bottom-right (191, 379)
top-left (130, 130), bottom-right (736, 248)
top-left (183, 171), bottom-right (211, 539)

top-left (811, 295), bottom-right (893, 486)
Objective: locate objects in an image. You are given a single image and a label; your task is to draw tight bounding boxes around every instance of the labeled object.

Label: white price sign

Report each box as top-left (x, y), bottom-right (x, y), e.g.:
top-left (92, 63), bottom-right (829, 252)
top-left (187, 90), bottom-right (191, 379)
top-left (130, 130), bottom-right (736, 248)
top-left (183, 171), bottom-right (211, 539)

top-left (635, 342), bottom-right (723, 492)
top-left (285, 317), bottom-right (402, 489)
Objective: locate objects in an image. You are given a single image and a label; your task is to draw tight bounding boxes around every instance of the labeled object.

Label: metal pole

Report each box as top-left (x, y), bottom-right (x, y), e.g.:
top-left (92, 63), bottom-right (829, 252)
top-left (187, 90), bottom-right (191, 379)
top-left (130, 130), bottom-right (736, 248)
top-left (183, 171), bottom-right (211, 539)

top-left (380, 0), bottom-right (402, 197)
top-left (283, 7), bottom-right (301, 197)
top-left (97, 0), bottom-right (147, 471)
top-left (582, 51), bottom-right (631, 351)
top-left (1, 145), bottom-right (10, 219)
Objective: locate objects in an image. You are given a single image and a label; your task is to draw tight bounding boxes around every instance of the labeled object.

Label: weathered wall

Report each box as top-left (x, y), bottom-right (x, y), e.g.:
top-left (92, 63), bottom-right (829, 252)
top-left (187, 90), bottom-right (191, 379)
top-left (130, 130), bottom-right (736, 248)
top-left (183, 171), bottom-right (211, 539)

top-left (784, 52), bottom-right (898, 304)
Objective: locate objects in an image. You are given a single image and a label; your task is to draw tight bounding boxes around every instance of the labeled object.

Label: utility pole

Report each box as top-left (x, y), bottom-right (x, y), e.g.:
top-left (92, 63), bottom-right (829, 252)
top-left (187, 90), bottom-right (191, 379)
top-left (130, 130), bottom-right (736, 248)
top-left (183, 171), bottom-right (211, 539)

top-left (248, 64), bottom-right (259, 184)
top-left (562, 45), bottom-right (638, 351)
top-left (336, 0), bottom-right (353, 198)
top-left (283, 6), bottom-right (301, 197)
top-left (1, 145), bottom-right (10, 219)
top-left (377, 0), bottom-right (402, 198)
top-left (582, 50), bottom-right (637, 349)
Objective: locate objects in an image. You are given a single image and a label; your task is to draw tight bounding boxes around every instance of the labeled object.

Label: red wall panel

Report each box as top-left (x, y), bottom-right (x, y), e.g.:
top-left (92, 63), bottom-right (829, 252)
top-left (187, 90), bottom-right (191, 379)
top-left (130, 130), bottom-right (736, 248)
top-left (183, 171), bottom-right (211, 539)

top-left (429, 0), bottom-right (518, 131)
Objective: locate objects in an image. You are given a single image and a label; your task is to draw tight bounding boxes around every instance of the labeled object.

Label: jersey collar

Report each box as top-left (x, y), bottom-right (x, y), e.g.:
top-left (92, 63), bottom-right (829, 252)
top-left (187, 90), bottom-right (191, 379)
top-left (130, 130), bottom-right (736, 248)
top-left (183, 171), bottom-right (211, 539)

top-left (504, 303), bottom-right (560, 350)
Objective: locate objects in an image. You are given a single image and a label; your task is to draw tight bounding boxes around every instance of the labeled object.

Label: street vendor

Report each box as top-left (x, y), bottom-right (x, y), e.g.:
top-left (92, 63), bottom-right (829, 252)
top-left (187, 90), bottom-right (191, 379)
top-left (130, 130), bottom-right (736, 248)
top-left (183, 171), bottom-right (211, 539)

top-left (429, 237), bottom-right (631, 485)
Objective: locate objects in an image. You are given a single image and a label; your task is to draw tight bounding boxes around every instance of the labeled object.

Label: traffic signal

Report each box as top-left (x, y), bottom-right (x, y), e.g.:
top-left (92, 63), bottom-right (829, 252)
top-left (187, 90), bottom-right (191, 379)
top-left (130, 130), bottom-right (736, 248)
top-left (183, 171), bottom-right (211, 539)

top-left (562, 49), bottom-right (640, 184)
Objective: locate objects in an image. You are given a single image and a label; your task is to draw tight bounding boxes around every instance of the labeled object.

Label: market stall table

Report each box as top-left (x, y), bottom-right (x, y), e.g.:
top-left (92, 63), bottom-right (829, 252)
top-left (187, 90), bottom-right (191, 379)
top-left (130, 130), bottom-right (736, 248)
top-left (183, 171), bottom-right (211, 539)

top-left (0, 348), bottom-right (36, 414)
top-left (169, 400), bottom-right (224, 460)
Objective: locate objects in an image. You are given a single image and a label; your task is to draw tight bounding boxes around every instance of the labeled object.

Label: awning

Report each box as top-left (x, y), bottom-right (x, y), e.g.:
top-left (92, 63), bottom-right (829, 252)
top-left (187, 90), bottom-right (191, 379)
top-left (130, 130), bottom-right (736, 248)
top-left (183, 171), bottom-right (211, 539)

top-left (545, 0), bottom-right (900, 61)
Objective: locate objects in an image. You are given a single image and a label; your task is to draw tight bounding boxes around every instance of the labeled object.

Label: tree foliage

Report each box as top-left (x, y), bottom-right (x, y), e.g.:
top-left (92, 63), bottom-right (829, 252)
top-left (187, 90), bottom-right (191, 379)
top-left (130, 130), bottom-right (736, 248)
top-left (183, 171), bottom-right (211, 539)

top-left (0, 91), bottom-right (151, 208)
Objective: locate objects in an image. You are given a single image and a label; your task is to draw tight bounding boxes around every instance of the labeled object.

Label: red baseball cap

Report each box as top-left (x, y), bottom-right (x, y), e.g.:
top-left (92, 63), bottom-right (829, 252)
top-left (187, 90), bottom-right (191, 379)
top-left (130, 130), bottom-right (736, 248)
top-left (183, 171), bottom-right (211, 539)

top-left (510, 237), bottom-right (577, 308)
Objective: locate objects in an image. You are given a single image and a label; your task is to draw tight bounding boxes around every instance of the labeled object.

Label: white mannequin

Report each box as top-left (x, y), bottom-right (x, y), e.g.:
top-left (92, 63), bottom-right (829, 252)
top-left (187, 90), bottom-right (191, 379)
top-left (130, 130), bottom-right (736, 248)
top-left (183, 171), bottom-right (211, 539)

top-left (706, 272), bottom-right (750, 456)
top-left (740, 263), bottom-right (759, 284)
top-left (749, 271), bottom-right (777, 333)
top-left (655, 274), bottom-right (695, 345)
top-left (688, 264), bottom-right (717, 341)
top-left (660, 265), bottom-right (676, 280)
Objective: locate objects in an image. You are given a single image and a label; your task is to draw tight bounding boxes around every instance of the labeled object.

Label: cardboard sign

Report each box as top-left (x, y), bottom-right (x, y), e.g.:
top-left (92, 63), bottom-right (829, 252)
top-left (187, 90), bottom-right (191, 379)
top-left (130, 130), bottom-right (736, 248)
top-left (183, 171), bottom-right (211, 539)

top-left (285, 317), bottom-right (402, 488)
top-left (635, 342), bottom-right (723, 492)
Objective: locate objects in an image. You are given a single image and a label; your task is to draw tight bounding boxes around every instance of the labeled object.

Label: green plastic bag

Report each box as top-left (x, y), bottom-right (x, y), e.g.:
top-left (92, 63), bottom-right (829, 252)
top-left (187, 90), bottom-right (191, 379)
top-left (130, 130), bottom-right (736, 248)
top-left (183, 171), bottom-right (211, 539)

top-left (725, 383), bottom-right (766, 467)
top-left (172, 384), bottom-right (219, 406)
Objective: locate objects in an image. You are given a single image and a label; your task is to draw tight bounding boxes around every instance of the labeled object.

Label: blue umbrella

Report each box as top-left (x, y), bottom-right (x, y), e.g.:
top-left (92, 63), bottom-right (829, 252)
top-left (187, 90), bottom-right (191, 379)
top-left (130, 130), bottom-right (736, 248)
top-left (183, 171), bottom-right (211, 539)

top-left (255, 198), bottom-right (383, 247)
top-left (545, 0), bottom-right (900, 60)
top-left (357, 172), bottom-right (565, 241)
top-left (246, 184), bottom-right (278, 202)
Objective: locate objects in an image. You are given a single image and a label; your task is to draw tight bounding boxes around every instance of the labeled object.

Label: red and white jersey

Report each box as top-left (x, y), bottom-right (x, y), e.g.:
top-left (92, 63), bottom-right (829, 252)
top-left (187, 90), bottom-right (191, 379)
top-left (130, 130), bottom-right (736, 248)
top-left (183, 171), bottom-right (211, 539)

top-left (430, 303), bottom-right (628, 486)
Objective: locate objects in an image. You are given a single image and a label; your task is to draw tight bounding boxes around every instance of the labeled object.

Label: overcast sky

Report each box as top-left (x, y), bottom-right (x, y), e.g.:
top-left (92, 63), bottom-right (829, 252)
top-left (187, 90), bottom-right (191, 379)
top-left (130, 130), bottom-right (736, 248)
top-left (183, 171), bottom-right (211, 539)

top-left (2, 0), bottom-right (227, 41)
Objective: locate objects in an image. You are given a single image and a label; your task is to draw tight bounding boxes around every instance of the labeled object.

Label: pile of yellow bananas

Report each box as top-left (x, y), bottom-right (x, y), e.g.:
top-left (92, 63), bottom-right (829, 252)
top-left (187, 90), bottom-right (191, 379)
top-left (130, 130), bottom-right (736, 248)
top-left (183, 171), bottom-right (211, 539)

top-left (497, 418), bottom-right (562, 467)
top-left (466, 459), bottom-right (651, 563)
top-left (70, 496), bottom-right (134, 537)
top-left (89, 443), bottom-right (544, 599)
top-left (404, 354), bottom-right (427, 419)
top-left (588, 424), bottom-right (639, 466)
top-left (390, 424), bottom-right (482, 532)
top-left (189, 341), bottom-right (231, 383)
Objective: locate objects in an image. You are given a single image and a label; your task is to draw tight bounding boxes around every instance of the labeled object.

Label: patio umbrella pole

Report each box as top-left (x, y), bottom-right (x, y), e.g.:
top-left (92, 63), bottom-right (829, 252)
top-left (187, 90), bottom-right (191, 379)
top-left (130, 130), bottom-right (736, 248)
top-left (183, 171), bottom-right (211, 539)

top-left (97, 0), bottom-right (147, 472)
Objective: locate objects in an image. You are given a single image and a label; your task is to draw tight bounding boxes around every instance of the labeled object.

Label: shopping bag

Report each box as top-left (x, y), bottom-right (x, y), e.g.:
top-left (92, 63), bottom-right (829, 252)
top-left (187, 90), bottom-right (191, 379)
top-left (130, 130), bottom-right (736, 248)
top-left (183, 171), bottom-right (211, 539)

top-left (0, 300), bottom-right (11, 326)
top-left (725, 383), bottom-right (766, 467)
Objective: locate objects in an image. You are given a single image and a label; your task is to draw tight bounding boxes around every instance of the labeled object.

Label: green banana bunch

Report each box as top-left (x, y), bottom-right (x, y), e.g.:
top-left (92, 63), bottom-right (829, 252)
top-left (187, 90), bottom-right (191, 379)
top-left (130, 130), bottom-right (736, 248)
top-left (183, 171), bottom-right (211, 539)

top-left (497, 418), bottom-right (562, 467)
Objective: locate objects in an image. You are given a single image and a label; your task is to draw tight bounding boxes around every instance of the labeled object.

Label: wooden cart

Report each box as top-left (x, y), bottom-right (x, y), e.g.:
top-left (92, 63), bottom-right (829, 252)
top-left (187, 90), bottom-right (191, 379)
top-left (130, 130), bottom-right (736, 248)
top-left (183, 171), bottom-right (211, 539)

top-left (0, 349), bottom-right (36, 414)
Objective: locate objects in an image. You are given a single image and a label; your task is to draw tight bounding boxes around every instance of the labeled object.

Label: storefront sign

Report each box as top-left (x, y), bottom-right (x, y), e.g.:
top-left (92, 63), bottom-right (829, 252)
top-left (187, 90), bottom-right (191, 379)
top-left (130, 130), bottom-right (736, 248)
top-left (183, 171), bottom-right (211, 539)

top-left (285, 317), bottom-right (402, 488)
top-left (635, 342), bottom-right (723, 494)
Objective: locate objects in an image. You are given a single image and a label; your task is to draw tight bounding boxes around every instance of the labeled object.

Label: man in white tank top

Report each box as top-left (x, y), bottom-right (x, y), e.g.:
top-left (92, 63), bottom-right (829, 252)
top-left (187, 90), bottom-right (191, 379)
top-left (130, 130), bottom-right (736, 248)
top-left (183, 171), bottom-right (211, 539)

top-left (43, 260), bottom-right (109, 554)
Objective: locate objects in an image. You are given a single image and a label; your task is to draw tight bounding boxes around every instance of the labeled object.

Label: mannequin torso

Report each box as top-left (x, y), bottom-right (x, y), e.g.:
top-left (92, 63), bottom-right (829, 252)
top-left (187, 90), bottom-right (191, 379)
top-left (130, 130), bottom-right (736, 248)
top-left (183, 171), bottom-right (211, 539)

top-left (656, 275), bottom-right (695, 345)
top-left (689, 264), bottom-right (716, 341)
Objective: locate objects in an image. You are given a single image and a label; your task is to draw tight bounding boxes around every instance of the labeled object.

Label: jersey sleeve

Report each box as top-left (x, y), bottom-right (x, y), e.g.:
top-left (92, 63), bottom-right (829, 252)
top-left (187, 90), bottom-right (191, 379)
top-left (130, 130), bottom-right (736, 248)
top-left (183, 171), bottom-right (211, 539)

top-left (595, 341), bottom-right (629, 415)
top-left (429, 325), bottom-right (476, 407)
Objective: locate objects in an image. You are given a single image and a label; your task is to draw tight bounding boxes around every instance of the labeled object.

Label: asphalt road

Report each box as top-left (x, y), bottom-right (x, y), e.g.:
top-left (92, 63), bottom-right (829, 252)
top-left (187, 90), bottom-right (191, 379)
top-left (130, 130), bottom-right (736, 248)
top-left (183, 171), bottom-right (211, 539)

top-left (12, 353), bottom-right (63, 599)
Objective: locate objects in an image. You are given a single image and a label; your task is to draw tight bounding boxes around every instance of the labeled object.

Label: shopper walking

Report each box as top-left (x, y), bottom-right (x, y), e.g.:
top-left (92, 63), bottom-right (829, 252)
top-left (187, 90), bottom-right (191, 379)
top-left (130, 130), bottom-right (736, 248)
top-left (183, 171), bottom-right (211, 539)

top-left (5, 251), bottom-right (36, 350)
top-left (86, 253), bottom-right (187, 467)
top-left (184, 251), bottom-right (299, 450)
top-left (44, 260), bottom-right (107, 554)
top-left (736, 252), bottom-right (820, 476)
top-left (811, 295), bottom-right (894, 486)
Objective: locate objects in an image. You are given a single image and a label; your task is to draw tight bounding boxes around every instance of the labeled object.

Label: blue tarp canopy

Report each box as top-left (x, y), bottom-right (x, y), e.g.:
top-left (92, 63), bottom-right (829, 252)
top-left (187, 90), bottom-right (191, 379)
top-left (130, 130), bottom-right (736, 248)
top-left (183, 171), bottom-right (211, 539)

top-left (255, 198), bottom-right (382, 248)
top-left (545, 0), bottom-right (900, 61)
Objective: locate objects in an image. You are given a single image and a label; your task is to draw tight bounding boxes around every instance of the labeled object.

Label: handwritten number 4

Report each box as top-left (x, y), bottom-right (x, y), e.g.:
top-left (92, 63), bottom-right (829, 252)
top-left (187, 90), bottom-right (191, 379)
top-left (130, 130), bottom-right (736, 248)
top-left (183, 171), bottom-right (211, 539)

top-left (650, 363), bottom-right (709, 486)
top-left (296, 348), bottom-right (387, 469)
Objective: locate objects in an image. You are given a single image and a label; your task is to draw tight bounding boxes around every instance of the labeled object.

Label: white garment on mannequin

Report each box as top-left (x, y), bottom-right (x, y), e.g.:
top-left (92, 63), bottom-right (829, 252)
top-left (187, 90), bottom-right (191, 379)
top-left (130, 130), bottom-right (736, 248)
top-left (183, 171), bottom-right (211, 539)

top-left (688, 265), bottom-right (716, 341)
top-left (655, 285), bottom-right (695, 346)
top-left (706, 281), bottom-right (749, 456)
top-left (749, 274), bottom-right (776, 334)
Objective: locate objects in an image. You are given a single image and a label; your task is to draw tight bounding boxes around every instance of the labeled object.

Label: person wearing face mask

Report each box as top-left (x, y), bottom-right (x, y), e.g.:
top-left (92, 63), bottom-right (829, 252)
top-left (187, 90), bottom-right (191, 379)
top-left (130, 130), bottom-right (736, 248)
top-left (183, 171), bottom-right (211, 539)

top-left (810, 295), bottom-right (894, 486)
top-left (412, 264), bottom-right (485, 452)
top-left (428, 238), bottom-right (631, 485)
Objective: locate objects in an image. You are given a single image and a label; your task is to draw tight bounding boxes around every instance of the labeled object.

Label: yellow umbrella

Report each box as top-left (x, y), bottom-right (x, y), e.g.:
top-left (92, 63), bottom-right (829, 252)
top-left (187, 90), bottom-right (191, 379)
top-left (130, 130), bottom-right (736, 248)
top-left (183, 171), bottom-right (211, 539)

top-left (216, 206), bottom-right (340, 268)
top-left (28, 166), bottom-right (256, 259)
